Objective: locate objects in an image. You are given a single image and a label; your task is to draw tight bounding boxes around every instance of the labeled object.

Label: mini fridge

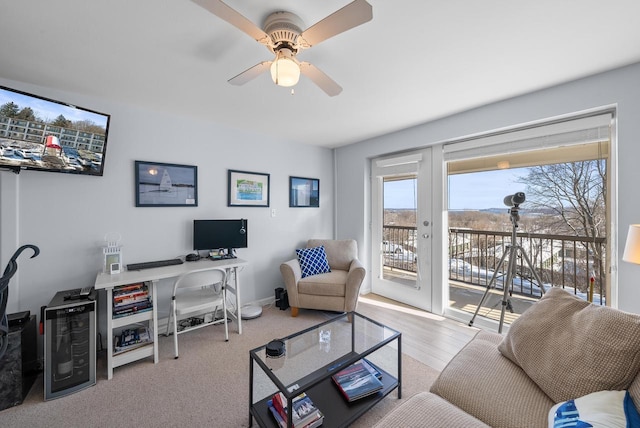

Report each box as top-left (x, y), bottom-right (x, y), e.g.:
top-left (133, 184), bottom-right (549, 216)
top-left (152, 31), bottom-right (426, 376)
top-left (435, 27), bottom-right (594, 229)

top-left (44, 289), bottom-right (96, 400)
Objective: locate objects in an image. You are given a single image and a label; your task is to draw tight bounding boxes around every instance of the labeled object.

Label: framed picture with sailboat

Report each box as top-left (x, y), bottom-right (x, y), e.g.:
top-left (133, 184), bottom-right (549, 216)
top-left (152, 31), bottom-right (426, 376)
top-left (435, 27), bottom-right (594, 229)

top-left (135, 161), bottom-right (198, 207)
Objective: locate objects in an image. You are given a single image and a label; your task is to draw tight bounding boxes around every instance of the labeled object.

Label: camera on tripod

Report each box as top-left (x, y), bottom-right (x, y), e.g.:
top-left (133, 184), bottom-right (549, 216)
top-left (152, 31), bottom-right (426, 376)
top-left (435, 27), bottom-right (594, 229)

top-left (468, 191), bottom-right (546, 333)
top-left (503, 192), bottom-right (525, 207)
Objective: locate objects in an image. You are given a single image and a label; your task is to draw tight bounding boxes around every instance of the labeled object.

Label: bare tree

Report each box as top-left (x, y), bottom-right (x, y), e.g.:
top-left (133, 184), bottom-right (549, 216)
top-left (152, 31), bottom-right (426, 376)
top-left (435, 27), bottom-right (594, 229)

top-left (519, 161), bottom-right (606, 239)
top-left (518, 160), bottom-right (606, 295)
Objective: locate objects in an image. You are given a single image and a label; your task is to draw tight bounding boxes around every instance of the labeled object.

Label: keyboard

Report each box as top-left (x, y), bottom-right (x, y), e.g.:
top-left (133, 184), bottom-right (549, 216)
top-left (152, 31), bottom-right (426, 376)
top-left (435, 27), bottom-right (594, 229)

top-left (127, 258), bottom-right (183, 271)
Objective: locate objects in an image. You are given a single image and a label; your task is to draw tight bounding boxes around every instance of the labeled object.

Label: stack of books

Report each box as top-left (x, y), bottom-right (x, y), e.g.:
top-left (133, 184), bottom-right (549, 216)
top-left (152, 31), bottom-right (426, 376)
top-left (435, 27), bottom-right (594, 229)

top-left (267, 391), bottom-right (324, 428)
top-left (114, 326), bottom-right (151, 354)
top-left (332, 359), bottom-right (384, 402)
top-left (112, 283), bottom-right (152, 318)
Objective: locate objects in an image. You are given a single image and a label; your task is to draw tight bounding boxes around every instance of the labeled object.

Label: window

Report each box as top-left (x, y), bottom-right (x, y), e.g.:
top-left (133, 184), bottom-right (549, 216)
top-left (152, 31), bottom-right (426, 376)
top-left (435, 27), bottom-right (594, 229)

top-left (444, 112), bottom-right (613, 327)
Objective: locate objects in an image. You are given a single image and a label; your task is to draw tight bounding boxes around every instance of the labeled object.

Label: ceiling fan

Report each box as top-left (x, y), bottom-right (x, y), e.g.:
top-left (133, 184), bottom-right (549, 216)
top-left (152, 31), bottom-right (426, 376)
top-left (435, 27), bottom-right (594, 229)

top-left (192, 0), bottom-right (373, 96)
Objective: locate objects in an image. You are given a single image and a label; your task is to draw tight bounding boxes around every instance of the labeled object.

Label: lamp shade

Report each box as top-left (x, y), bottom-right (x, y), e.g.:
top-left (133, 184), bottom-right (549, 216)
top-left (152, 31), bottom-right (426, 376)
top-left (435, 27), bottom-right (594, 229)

top-left (270, 49), bottom-right (300, 87)
top-left (623, 224), bottom-right (640, 265)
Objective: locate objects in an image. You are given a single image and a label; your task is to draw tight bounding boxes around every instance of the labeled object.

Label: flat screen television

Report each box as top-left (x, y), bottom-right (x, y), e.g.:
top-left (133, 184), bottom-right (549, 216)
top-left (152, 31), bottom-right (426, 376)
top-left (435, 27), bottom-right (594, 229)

top-left (0, 85), bottom-right (110, 176)
top-left (193, 219), bottom-right (248, 258)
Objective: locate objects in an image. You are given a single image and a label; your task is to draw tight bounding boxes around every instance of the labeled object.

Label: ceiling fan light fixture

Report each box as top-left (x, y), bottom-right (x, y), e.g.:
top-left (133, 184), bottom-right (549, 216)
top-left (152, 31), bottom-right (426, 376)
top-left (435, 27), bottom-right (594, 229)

top-left (270, 48), bottom-right (300, 87)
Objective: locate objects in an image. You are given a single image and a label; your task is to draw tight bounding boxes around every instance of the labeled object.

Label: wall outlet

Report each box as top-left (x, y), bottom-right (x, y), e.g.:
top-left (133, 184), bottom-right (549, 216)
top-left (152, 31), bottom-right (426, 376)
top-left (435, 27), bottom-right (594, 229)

top-left (271, 208), bottom-right (276, 217)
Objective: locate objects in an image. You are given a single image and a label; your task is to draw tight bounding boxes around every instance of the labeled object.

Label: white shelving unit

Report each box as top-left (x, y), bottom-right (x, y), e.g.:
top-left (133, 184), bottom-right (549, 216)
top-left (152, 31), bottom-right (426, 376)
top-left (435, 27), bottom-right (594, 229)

top-left (104, 281), bottom-right (158, 379)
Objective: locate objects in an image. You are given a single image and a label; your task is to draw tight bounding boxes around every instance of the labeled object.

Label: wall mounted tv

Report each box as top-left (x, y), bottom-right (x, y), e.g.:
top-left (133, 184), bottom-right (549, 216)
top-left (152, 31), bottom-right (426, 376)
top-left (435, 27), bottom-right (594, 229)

top-left (0, 85), bottom-right (111, 176)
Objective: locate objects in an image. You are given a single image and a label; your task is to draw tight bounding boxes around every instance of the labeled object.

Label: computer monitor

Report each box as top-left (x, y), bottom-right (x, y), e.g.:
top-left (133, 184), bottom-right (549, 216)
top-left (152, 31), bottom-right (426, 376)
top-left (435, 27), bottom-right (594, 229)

top-left (193, 219), bottom-right (247, 258)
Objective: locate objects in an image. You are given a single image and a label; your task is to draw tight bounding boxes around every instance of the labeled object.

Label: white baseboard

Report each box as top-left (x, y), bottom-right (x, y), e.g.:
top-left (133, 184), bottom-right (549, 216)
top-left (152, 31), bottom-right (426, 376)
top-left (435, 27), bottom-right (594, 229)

top-left (244, 296), bottom-right (275, 308)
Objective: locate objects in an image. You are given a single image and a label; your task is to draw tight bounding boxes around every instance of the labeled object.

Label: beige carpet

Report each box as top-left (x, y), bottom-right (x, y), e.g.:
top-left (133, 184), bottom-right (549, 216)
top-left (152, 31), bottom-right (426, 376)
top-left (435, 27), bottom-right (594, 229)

top-left (0, 305), bottom-right (440, 427)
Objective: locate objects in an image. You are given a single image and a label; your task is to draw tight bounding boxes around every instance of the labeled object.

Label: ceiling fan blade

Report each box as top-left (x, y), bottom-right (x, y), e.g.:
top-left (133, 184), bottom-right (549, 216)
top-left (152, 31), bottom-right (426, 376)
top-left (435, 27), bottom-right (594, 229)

top-left (228, 61), bottom-right (272, 86)
top-left (299, 0), bottom-right (372, 47)
top-left (192, 0), bottom-right (271, 46)
top-left (299, 62), bottom-right (342, 97)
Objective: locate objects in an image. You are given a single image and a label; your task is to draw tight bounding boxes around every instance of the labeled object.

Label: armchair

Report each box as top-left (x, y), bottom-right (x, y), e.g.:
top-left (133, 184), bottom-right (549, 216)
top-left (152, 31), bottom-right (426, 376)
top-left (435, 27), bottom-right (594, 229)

top-left (280, 239), bottom-right (366, 317)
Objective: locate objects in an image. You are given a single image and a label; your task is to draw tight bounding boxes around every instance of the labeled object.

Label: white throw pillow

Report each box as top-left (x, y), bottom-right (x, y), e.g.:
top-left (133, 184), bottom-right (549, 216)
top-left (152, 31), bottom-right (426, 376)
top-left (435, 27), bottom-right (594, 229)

top-left (548, 390), bottom-right (640, 428)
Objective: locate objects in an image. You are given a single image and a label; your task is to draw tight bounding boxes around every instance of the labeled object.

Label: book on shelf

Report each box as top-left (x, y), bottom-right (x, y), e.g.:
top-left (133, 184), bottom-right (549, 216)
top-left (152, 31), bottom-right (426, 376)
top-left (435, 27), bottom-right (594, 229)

top-left (114, 285), bottom-right (148, 303)
top-left (113, 297), bottom-right (151, 308)
top-left (114, 340), bottom-right (151, 354)
top-left (332, 358), bottom-right (384, 402)
top-left (113, 307), bottom-right (152, 319)
top-left (114, 292), bottom-right (149, 306)
top-left (114, 297), bottom-right (149, 308)
top-left (270, 391), bottom-right (323, 428)
top-left (303, 416), bottom-right (323, 428)
top-left (113, 282), bottom-right (147, 296)
top-left (113, 300), bottom-right (153, 318)
top-left (113, 295), bottom-right (151, 309)
top-left (114, 326), bottom-right (152, 353)
top-left (267, 400), bottom-right (286, 428)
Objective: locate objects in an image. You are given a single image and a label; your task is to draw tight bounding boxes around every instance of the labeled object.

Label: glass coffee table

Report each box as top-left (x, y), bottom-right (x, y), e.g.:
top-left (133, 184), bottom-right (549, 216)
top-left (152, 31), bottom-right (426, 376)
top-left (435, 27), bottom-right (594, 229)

top-left (249, 312), bottom-right (401, 428)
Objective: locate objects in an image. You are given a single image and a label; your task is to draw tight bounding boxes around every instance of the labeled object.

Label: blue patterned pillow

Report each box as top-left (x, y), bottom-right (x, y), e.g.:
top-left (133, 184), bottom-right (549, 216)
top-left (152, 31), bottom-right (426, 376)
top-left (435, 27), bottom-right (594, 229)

top-left (296, 246), bottom-right (331, 278)
top-left (549, 390), bottom-right (640, 428)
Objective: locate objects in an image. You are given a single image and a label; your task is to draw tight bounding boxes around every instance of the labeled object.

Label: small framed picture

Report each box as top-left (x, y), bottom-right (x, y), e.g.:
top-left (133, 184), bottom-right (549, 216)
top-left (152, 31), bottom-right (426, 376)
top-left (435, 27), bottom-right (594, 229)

top-left (104, 251), bottom-right (122, 275)
top-left (135, 161), bottom-right (198, 207)
top-left (289, 176), bottom-right (319, 207)
top-left (109, 262), bottom-right (121, 275)
top-left (228, 169), bottom-right (270, 207)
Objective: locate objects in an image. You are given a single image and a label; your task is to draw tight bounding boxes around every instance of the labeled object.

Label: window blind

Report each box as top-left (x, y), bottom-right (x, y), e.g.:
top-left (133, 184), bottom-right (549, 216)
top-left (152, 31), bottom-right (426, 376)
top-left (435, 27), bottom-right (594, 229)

top-left (375, 153), bottom-right (422, 167)
top-left (443, 113), bottom-right (612, 161)
top-left (373, 152), bottom-right (422, 177)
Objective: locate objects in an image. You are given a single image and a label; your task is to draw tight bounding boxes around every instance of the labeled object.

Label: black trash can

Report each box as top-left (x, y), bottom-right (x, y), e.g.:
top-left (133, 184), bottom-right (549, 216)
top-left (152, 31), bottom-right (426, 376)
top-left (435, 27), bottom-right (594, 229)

top-left (275, 287), bottom-right (289, 310)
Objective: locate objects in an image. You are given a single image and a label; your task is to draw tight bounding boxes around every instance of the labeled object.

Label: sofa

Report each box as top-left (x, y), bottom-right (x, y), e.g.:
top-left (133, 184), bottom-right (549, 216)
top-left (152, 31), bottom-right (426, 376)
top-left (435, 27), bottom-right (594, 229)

top-left (374, 287), bottom-right (640, 427)
top-left (280, 239), bottom-right (365, 317)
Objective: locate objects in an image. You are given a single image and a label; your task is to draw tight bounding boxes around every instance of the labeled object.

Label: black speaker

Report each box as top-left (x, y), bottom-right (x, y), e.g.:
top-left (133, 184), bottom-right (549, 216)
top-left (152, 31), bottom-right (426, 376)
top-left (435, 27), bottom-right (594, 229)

top-left (275, 287), bottom-right (289, 310)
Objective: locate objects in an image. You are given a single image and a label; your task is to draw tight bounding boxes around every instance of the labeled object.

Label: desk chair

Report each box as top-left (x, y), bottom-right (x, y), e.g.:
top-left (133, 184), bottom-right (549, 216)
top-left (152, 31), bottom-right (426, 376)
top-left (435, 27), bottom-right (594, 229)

top-left (166, 268), bottom-right (228, 359)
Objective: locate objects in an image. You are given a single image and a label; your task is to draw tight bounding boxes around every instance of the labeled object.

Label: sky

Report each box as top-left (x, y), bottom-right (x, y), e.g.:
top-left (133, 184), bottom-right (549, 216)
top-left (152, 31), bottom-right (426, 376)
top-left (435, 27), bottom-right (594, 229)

top-left (0, 87), bottom-right (108, 127)
top-left (448, 168), bottom-right (528, 210)
top-left (384, 167), bottom-right (529, 210)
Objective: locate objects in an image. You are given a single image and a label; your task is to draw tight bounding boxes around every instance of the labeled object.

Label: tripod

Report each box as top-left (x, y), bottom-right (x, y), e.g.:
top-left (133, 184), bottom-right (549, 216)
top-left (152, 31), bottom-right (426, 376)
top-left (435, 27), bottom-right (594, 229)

top-left (468, 205), bottom-right (546, 333)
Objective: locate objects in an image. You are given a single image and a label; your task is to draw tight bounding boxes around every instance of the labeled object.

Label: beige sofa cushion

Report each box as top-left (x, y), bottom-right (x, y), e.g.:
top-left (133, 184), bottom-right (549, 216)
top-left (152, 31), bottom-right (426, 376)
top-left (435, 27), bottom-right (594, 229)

top-left (373, 392), bottom-right (490, 428)
top-left (431, 331), bottom-right (553, 428)
top-left (298, 271), bottom-right (347, 296)
top-left (498, 287), bottom-right (640, 403)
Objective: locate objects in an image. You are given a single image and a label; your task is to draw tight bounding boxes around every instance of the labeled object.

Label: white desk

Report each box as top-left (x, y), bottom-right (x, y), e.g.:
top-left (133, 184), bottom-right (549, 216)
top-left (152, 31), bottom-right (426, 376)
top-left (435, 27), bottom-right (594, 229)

top-left (94, 258), bottom-right (248, 379)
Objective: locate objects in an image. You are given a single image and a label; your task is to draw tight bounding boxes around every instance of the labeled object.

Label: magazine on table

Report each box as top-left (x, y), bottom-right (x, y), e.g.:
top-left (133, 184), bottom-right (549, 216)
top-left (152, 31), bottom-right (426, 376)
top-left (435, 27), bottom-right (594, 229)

top-left (332, 358), bottom-right (384, 402)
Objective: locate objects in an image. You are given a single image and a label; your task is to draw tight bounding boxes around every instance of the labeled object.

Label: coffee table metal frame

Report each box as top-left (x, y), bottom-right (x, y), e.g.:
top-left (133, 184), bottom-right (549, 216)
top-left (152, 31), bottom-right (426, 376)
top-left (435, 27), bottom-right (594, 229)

top-left (249, 311), bottom-right (402, 428)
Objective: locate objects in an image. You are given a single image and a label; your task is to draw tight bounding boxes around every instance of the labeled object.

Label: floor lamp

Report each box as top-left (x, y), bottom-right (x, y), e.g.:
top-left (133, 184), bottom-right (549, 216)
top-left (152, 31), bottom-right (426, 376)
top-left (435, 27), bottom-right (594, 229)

top-left (623, 224), bottom-right (640, 266)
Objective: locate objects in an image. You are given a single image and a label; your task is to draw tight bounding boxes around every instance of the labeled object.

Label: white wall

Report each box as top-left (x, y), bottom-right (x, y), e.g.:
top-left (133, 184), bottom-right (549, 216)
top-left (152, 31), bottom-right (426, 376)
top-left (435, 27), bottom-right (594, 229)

top-left (335, 62), bottom-right (640, 314)
top-left (0, 78), bottom-right (335, 340)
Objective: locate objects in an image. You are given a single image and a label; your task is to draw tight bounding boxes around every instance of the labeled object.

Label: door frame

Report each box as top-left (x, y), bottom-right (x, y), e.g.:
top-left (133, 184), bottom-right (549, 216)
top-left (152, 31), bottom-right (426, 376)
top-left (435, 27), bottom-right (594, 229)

top-left (370, 147), bottom-right (439, 312)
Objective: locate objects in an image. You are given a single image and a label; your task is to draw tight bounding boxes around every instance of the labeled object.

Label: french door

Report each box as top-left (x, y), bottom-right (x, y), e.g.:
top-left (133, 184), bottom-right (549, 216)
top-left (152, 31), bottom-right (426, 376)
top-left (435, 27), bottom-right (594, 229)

top-left (371, 148), bottom-right (433, 311)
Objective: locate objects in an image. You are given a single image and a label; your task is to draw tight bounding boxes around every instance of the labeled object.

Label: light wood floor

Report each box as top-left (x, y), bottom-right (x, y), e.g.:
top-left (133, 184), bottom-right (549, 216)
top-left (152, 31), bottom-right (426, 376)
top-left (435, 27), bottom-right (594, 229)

top-left (356, 293), bottom-right (479, 371)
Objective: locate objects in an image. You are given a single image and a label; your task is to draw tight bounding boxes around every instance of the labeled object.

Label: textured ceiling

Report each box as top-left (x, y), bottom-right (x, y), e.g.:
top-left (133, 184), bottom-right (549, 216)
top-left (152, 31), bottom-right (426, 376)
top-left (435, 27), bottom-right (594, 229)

top-left (1, 0), bottom-right (640, 147)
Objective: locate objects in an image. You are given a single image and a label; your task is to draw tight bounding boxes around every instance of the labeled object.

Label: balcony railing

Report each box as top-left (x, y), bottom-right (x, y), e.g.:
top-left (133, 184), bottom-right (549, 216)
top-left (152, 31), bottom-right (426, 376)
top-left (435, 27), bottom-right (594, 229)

top-left (382, 225), bottom-right (418, 272)
top-left (382, 225), bottom-right (606, 304)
